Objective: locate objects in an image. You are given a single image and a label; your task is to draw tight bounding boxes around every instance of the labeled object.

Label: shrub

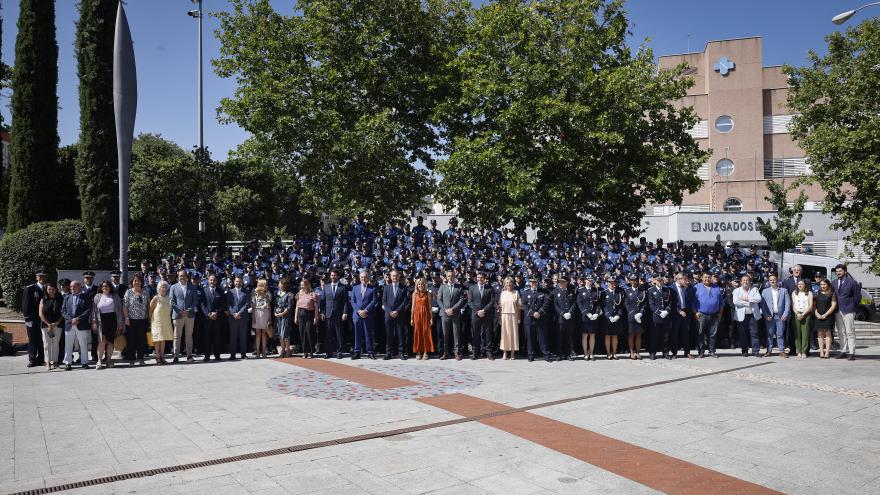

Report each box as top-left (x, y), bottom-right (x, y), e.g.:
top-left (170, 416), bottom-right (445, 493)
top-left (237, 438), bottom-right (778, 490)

top-left (0, 219), bottom-right (89, 311)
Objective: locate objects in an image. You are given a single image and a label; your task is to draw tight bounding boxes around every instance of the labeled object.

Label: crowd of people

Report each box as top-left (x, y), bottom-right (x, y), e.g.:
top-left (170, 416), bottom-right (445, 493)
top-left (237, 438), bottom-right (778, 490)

top-left (19, 215), bottom-right (865, 370)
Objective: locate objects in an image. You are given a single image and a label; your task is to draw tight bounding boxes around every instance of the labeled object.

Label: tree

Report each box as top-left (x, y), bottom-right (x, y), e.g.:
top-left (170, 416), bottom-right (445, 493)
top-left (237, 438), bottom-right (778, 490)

top-left (209, 156), bottom-right (279, 242)
top-left (55, 145), bottom-right (81, 220)
top-left (435, 0), bottom-right (707, 235)
top-left (756, 180), bottom-right (808, 272)
top-left (75, 0), bottom-right (119, 267)
top-left (6, 0), bottom-right (58, 233)
top-left (786, 19), bottom-right (880, 275)
top-left (213, 0), bottom-right (469, 224)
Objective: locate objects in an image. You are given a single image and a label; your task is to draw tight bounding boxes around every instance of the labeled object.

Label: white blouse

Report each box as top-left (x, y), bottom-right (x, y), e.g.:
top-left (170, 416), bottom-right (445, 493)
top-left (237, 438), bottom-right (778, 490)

top-left (793, 292), bottom-right (810, 313)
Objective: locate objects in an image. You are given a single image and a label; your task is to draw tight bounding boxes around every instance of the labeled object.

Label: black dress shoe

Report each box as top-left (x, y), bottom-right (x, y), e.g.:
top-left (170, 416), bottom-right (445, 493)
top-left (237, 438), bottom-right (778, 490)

top-left (567, 355), bottom-right (575, 361)
top-left (27, 363), bottom-right (37, 368)
top-left (650, 353), bottom-right (656, 360)
top-left (351, 353), bottom-right (360, 360)
top-left (528, 356), bottom-right (534, 362)
top-left (383, 354), bottom-right (392, 361)
top-left (440, 354), bottom-right (448, 360)
top-left (401, 354), bottom-right (408, 360)
top-left (204, 356), bottom-right (211, 362)
top-left (82, 364), bottom-right (89, 369)
top-left (369, 353), bottom-right (377, 360)
top-left (848, 355), bottom-right (856, 361)
top-left (470, 354), bottom-right (478, 360)
top-left (65, 364), bottom-right (72, 371)
top-left (544, 355), bottom-right (551, 362)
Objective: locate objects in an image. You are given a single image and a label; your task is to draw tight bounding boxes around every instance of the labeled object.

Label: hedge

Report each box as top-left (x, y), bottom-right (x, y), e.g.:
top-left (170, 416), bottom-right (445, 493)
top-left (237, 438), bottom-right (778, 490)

top-left (0, 219), bottom-right (89, 312)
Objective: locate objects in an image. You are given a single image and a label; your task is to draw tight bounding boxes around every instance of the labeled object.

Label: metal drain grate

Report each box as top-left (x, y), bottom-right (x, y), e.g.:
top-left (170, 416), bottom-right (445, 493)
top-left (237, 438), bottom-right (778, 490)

top-left (8, 361), bottom-right (772, 495)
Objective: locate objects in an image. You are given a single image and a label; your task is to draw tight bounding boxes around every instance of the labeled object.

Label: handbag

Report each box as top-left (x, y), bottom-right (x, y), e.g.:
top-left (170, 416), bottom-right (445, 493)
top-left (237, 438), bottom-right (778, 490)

top-left (146, 332), bottom-right (153, 347)
top-left (114, 334), bottom-right (127, 351)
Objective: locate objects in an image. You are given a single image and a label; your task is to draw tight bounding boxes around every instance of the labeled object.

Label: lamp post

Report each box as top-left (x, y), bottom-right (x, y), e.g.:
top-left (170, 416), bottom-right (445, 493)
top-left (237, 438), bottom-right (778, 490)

top-left (833, 2), bottom-right (880, 24)
top-left (188, 0), bottom-right (206, 233)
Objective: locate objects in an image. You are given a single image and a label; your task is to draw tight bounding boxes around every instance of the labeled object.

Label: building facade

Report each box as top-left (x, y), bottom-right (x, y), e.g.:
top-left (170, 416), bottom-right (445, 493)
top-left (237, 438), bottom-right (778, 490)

top-left (653, 36), bottom-right (823, 213)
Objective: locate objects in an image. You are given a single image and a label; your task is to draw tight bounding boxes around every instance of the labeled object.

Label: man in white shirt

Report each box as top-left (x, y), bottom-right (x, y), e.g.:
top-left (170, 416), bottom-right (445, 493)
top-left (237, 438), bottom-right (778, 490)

top-left (732, 275), bottom-right (762, 356)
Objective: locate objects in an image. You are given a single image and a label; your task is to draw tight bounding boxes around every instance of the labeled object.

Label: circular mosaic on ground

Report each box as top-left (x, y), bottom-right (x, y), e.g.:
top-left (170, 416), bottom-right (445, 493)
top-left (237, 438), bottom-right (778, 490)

top-left (267, 363), bottom-right (483, 401)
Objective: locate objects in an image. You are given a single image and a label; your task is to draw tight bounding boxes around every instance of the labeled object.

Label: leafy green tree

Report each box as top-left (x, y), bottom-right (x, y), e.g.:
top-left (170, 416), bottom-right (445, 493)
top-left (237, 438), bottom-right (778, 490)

top-left (756, 180), bottom-right (808, 272)
top-left (209, 157), bottom-right (279, 242)
top-left (75, 0), bottom-right (119, 267)
top-left (213, 0), bottom-right (469, 224)
top-left (435, 0), bottom-right (707, 235)
top-left (6, 0), bottom-right (58, 232)
top-left (786, 19), bottom-right (880, 275)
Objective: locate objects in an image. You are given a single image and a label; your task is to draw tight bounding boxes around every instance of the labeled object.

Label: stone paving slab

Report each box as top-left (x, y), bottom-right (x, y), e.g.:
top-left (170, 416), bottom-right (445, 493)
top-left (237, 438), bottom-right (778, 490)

top-left (2, 346), bottom-right (880, 494)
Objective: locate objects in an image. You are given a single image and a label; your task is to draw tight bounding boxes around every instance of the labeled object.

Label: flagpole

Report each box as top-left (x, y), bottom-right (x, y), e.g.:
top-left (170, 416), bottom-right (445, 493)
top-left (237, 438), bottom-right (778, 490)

top-left (114, 3), bottom-right (137, 284)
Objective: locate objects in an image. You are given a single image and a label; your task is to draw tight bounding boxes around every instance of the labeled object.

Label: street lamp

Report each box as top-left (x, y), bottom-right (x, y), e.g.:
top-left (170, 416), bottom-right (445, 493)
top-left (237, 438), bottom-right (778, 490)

top-left (833, 2), bottom-right (880, 24)
top-left (187, 0), bottom-right (206, 233)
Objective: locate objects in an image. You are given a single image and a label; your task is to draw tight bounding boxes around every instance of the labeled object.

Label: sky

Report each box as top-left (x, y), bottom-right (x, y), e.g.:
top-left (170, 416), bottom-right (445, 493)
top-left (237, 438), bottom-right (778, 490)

top-left (0, 0), bottom-right (864, 158)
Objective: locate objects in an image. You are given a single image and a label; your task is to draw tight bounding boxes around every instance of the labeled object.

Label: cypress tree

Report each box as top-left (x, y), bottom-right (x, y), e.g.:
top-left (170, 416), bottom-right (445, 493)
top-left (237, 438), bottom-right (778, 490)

top-left (6, 0), bottom-right (58, 233)
top-left (75, 0), bottom-right (119, 267)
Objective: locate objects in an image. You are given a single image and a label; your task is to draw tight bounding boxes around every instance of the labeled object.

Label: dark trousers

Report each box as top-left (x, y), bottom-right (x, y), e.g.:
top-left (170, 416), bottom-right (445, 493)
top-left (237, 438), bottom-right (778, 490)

top-left (669, 316), bottom-right (690, 354)
top-left (697, 312), bottom-right (720, 353)
top-left (650, 319), bottom-right (669, 354)
top-left (471, 314), bottom-right (493, 356)
top-left (203, 315), bottom-right (223, 358)
top-left (353, 317), bottom-right (373, 354)
top-left (737, 314), bottom-right (760, 355)
top-left (298, 309), bottom-right (316, 354)
top-left (26, 322), bottom-right (45, 365)
top-left (228, 316), bottom-right (248, 357)
top-left (126, 319), bottom-right (148, 360)
top-left (325, 315), bottom-right (344, 355)
top-left (556, 318), bottom-right (575, 356)
top-left (385, 315), bottom-right (407, 355)
top-left (524, 319), bottom-right (550, 357)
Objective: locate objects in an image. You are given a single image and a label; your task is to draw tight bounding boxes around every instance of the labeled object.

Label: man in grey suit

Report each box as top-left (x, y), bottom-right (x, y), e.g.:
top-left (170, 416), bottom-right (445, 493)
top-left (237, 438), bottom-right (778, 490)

top-left (760, 273), bottom-right (790, 358)
top-left (170, 269), bottom-right (199, 363)
top-left (225, 275), bottom-right (251, 360)
top-left (437, 269), bottom-right (467, 360)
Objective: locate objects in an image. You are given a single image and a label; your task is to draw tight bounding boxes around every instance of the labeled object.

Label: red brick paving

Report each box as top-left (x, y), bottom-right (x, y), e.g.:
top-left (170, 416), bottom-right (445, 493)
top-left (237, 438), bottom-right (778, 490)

top-left (286, 359), bottom-right (784, 495)
top-left (275, 357), bottom-right (420, 389)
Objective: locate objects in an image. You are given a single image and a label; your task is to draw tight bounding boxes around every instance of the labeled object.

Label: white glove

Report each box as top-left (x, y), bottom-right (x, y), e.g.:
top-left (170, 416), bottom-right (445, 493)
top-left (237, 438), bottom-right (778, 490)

top-left (247, 308), bottom-right (253, 314)
top-left (660, 310), bottom-right (669, 318)
top-left (432, 307), bottom-right (439, 314)
top-left (634, 313), bottom-right (642, 324)
top-left (563, 312), bottom-right (571, 320)
top-left (589, 313), bottom-right (598, 321)
top-left (25, 321), bottom-right (33, 328)
top-left (609, 316), bottom-right (619, 323)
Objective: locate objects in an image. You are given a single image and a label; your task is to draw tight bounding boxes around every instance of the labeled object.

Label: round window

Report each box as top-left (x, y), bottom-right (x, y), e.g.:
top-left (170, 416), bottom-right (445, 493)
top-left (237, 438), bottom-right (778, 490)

top-left (716, 158), bottom-right (735, 176)
top-left (715, 115), bottom-right (734, 133)
top-left (723, 198), bottom-right (743, 211)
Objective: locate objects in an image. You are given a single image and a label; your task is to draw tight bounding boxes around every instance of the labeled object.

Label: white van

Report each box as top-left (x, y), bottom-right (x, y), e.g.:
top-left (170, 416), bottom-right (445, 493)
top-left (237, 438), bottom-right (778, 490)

top-left (773, 252), bottom-right (878, 321)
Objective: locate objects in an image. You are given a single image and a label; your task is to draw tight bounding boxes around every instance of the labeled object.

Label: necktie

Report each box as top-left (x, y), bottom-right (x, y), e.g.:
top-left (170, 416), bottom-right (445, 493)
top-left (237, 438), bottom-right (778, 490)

top-left (361, 285), bottom-right (366, 298)
top-left (332, 284), bottom-right (336, 298)
top-left (393, 284), bottom-right (397, 299)
top-left (479, 285), bottom-right (483, 298)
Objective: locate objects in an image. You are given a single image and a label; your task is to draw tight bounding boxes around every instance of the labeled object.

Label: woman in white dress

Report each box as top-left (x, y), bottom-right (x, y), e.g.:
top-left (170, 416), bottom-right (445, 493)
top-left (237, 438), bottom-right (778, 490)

top-left (498, 277), bottom-right (521, 360)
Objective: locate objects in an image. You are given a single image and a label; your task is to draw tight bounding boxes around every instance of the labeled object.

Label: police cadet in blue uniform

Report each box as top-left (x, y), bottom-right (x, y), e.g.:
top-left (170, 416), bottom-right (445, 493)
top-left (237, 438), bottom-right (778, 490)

top-left (602, 276), bottom-right (626, 360)
top-left (576, 276), bottom-right (603, 361)
top-left (624, 273), bottom-right (648, 360)
top-left (551, 276), bottom-right (577, 361)
top-left (521, 277), bottom-right (551, 362)
top-left (648, 274), bottom-right (674, 360)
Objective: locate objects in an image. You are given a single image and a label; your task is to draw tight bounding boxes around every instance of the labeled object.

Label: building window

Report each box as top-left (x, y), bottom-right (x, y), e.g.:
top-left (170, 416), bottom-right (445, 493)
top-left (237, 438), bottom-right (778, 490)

top-left (723, 197), bottom-right (742, 211)
top-left (715, 158), bottom-right (735, 176)
top-left (715, 115), bottom-right (734, 133)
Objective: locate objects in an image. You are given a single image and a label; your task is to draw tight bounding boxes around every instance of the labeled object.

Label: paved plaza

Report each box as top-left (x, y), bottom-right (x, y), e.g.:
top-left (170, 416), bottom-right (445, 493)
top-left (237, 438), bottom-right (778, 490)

top-left (2, 346), bottom-right (880, 495)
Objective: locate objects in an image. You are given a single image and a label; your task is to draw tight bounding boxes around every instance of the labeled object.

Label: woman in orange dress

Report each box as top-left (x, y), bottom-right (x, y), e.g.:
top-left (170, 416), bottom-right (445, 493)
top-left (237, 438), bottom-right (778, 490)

top-left (410, 278), bottom-right (434, 360)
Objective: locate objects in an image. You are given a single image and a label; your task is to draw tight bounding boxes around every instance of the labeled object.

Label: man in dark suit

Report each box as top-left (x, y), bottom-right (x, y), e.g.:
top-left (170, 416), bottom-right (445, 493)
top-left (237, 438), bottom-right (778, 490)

top-left (81, 270), bottom-right (99, 362)
top-left (437, 269), bottom-right (467, 360)
top-left (225, 275), bottom-right (251, 360)
top-left (430, 272), bottom-right (443, 356)
top-left (551, 277), bottom-right (577, 361)
top-left (110, 270), bottom-right (128, 298)
top-left (200, 274), bottom-right (224, 361)
top-left (833, 264), bottom-right (861, 360)
top-left (22, 269), bottom-right (48, 367)
top-left (468, 272), bottom-right (496, 360)
top-left (350, 269), bottom-right (378, 359)
top-left (321, 268), bottom-right (351, 358)
top-left (521, 277), bottom-right (551, 362)
top-left (62, 280), bottom-right (92, 369)
top-left (670, 272), bottom-right (693, 359)
top-left (382, 270), bottom-right (410, 360)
